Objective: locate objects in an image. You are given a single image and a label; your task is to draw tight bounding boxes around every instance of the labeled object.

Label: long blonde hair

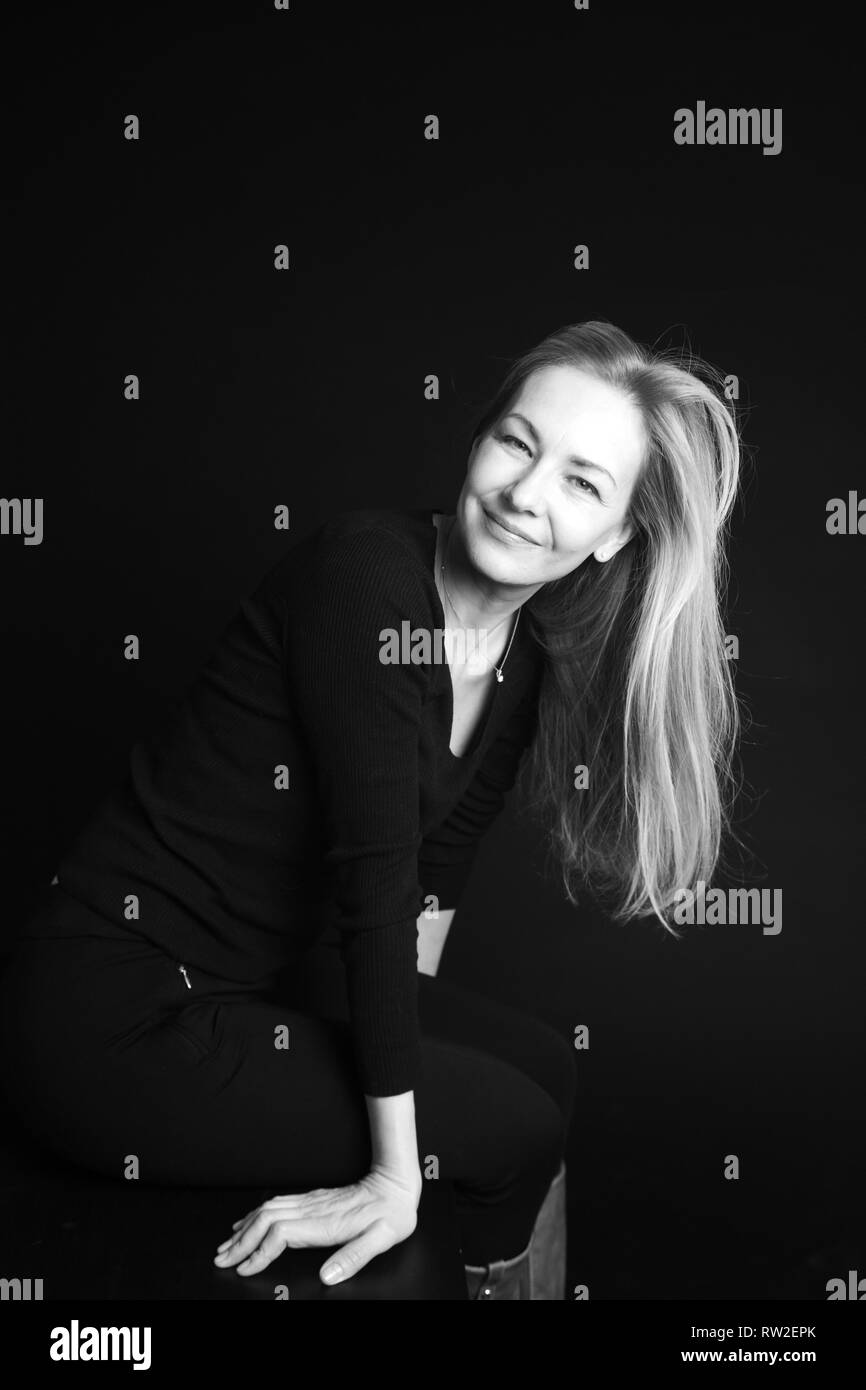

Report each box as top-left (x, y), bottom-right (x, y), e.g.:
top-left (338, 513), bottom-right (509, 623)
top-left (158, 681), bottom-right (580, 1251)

top-left (470, 320), bottom-right (745, 932)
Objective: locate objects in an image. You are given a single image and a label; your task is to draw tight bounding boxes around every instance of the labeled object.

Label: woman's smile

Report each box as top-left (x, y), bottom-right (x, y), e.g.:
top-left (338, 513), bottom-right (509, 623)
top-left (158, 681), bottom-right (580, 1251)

top-left (481, 507), bottom-right (542, 546)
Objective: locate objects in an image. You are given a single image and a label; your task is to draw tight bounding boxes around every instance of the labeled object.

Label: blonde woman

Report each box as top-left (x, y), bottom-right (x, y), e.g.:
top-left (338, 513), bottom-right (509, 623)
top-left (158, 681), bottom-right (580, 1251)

top-left (0, 320), bottom-right (742, 1299)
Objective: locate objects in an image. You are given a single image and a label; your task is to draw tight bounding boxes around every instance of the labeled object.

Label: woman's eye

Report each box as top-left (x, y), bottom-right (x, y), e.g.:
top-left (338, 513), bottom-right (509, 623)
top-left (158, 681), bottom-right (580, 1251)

top-left (569, 476), bottom-right (600, 499)
top-left (498, 433), bottom-right (600, 498)
top-left (500, 433), bottom-right (531, 454)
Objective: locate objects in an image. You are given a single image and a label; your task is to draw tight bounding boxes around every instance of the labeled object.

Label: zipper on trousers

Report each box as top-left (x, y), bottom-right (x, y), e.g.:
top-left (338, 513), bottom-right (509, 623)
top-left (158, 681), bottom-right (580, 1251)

top-left (177, 963), bottom-right (192, 989)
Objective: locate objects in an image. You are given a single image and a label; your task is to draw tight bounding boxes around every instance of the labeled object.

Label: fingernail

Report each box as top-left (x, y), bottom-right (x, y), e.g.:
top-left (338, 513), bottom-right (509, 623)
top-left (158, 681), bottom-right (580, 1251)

top-left (216, 1240), bottom-right (231, 1251)
top-left (321, 1265), bottom-right (342, 1284)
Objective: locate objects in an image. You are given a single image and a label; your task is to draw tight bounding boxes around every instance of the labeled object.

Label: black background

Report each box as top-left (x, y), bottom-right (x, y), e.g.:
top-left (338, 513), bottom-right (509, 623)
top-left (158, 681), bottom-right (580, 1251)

top-left (2, 2), bottom-right (863, 1298)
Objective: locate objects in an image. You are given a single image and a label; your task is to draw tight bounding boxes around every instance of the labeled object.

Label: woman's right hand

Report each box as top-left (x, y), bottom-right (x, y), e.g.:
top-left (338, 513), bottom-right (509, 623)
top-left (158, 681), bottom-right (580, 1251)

top-left (213, 1163), bottom-right (422, 1285)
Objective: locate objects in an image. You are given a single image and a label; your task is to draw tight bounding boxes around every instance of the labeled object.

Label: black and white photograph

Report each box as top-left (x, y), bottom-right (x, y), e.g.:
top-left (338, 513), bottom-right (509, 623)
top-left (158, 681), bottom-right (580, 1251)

top-left (1, 0), bottom-right (863, 1357)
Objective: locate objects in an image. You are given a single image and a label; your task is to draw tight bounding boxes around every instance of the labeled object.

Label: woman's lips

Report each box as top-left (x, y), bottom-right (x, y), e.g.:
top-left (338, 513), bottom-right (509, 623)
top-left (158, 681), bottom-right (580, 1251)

top-left (483, 509), bottom-right (538, 544)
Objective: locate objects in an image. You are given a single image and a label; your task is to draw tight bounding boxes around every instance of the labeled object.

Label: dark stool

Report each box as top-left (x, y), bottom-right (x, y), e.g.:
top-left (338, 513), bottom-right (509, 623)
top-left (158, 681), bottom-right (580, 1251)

top-left (0, 1119), bottom-right (468, 1300)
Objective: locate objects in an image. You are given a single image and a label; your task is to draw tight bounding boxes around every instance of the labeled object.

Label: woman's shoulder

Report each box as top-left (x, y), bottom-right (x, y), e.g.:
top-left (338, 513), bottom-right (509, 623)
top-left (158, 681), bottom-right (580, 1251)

top-left (312, 506), bottom-right (434, 586)
top-left (255, 507), bottom-right (438, 613)
top-left (319, 506), bottom-right (431, 559)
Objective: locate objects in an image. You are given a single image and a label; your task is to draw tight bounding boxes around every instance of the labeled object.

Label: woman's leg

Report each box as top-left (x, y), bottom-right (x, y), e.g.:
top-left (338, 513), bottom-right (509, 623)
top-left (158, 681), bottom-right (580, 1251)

top-left (0, 933), bottom-right (372, 1189)
top-left (417, 971), bottom-right (577, 1141)
top-left (415, 971), bottom-right (576, 1264)
top-left (283, 930), bottom-right (578, 1139)
top-left (0, 930), bottom-right (571, 1266)
top-left (268, 937), bottom-right (578, 1263)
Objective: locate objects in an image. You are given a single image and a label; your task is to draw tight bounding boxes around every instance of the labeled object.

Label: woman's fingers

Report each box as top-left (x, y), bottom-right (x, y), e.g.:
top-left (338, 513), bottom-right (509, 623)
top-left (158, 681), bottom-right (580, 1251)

top-left (215, 1209), bottom-right (281, 1266)
top-left (213, 1186), bottom-right (411, 1284)
top-left (219, 1212), bottom-right (356, 1276)
top-left (319, 1221), bottom-right (391, 1286)
top-left (213, 1186), bottom-right (397, 1279)
top-left (233, 1222), bottom-right (292, 1276)
top-left (215, 1210), bottom-right (343, 1270)
top-left (215, 1211), bottom-right (391, 1280)
top-left (220, 1190), bottom-right (338, 1248)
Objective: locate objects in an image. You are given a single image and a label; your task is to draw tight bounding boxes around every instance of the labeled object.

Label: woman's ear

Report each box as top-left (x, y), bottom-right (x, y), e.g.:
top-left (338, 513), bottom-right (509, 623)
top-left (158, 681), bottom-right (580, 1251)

top-left (594, 518), bottom-right (635, 563)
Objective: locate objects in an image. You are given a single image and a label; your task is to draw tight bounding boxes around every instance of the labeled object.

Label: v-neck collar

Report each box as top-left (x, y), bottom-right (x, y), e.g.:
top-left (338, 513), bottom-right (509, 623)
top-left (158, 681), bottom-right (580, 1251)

top-left (428, 508), bottom-right (515, 762)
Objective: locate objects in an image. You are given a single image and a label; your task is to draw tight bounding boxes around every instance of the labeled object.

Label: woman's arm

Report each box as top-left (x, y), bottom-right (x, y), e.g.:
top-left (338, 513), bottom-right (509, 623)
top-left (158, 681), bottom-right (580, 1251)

top-left (416, 907), bottom-right (456, 977)
top-left (365, 1091), bottom-right (423, 1194)
top-left (283, 522), bottom-right (433, 1096)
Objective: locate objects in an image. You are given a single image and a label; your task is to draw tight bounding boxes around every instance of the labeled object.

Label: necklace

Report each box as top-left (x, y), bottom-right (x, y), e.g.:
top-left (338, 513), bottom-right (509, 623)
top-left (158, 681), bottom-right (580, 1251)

top-left (438, 517), bottom-right (521, 683)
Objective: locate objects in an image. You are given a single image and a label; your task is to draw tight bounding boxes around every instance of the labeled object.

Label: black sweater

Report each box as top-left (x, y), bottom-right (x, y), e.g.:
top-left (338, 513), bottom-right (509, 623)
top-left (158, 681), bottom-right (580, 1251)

top-left (32, 508), bottom-right (545, 1096)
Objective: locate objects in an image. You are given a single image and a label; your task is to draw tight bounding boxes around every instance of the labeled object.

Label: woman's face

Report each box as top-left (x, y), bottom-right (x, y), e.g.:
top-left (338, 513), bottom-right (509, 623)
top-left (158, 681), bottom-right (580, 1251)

top-left (458, 363), bottom-right (646, 587)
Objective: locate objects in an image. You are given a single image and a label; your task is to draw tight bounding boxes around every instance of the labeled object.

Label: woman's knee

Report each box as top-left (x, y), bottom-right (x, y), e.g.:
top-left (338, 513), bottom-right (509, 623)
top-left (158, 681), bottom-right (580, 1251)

top-left (418, 975), bottom-right (578, 1129)
top-left (528, 1017), bottom-right (578, 1132)
top-left (416, 1040), bottom-right (564, 1189)
top-left (490, 1008), bottom-right (577, 1134)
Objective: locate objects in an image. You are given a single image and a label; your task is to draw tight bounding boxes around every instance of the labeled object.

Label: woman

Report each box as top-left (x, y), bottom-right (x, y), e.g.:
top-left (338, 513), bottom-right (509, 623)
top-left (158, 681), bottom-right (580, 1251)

top-left (0, 319), bottom-right (742, 1300)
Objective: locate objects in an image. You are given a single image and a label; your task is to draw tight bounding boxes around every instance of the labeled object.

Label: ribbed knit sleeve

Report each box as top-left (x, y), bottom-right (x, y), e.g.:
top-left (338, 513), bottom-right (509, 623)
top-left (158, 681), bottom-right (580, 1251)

top-left (281, 521), bottom-right (432, 1097)
top-left (417, 670), bottom-right (542, 912)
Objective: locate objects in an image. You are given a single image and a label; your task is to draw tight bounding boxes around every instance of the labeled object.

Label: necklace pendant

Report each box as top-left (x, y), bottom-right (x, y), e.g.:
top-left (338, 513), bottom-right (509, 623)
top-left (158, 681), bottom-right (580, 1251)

top-left (495, 670), bottom-right (504, 683)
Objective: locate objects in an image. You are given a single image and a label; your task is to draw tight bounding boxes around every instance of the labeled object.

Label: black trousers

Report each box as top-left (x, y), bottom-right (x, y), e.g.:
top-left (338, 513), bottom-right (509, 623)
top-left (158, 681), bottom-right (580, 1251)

top-left (0, 915), bottom-right (576, 1266)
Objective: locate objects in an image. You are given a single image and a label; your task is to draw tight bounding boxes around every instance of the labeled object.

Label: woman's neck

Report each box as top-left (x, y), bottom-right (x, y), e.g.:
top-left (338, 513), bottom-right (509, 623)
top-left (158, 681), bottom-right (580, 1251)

top-left (435, 512), bottom-right (528, 634)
